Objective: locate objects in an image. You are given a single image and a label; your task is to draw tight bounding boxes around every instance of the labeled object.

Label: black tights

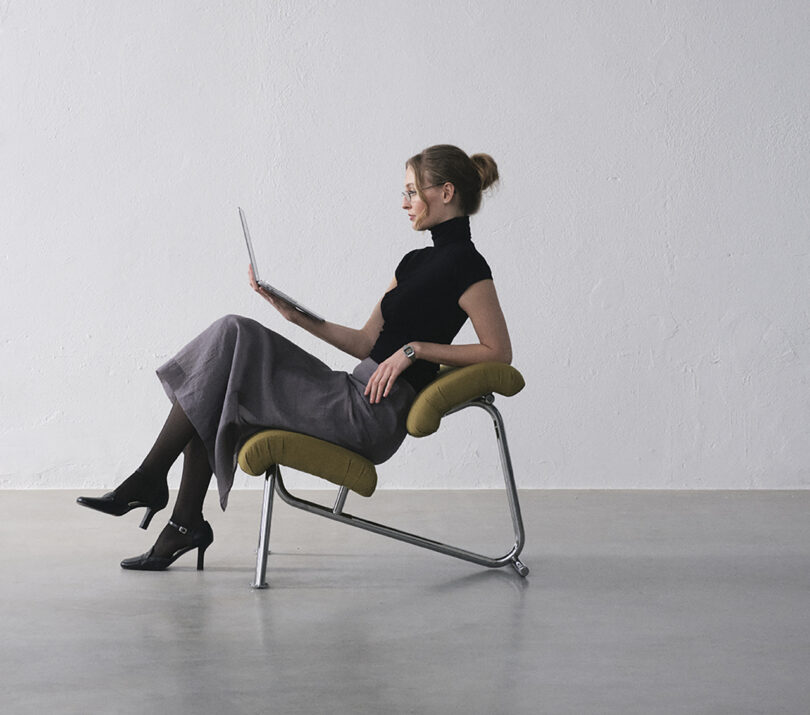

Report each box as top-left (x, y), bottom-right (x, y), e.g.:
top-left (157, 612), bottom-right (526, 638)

top-left (116, 401), bottom-right (213, 556)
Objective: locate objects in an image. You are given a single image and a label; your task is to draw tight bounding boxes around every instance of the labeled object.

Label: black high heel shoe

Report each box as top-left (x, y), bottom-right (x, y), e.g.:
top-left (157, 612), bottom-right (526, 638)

top-left (76, 471), bottom-right (169, 529)
top-left (120, 520), bottom-right (214, 571)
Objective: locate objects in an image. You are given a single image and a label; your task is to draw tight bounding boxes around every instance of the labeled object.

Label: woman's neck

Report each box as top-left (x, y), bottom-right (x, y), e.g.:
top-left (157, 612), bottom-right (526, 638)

top-left (429, 215), bottom-right (471, 247)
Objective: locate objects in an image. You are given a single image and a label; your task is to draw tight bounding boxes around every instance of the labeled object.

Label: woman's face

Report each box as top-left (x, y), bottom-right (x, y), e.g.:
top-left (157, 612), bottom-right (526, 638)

top-left (402, 165), bottom-right (442, 231)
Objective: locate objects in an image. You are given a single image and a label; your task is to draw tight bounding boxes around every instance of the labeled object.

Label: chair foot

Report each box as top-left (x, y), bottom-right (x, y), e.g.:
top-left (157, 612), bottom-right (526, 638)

top-left (251, 581), bottom-right (269, 590)
top-left (512, 558), bottom-right (529, 577)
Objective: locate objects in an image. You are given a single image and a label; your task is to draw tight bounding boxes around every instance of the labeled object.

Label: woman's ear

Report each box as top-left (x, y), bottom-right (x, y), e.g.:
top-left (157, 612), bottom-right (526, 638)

top-left (441, 182), bottom-right (456, 205)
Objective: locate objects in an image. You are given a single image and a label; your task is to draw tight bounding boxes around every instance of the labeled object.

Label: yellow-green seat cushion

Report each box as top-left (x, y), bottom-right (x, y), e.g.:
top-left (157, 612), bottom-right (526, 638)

top-left (406, 362), bottom-right (525, 438)
top-left (238, 429), bottom-right (377, 497)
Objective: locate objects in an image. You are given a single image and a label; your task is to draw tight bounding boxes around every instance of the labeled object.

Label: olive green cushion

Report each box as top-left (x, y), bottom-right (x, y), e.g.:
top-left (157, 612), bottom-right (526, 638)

top-left (406, 362), bottom-right (525, 438)
top-left (238, 429), bottom-right (377, 497)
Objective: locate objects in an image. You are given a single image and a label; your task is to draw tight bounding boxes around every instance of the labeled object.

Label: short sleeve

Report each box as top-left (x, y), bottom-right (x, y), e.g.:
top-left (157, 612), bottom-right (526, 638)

top-left (452, 247), bottom-right (492, 299)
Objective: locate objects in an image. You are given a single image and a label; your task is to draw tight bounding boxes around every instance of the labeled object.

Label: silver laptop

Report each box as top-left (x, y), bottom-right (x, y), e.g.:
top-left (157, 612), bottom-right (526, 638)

top-left (239, 207), bottom-right (325, 323)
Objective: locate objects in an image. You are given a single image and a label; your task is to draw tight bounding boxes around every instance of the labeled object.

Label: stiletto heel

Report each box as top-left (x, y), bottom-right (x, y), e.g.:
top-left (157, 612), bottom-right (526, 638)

top-left (139, 507), bottom-right (158, 530)
top-left (197, 545), bottom-right (207, 571)
top-left (120, 520), bottom-right (214, 571)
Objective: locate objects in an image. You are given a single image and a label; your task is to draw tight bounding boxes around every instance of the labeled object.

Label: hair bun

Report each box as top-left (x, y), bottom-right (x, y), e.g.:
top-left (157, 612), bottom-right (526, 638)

top-left (470, 153), bottom-right (499, 191)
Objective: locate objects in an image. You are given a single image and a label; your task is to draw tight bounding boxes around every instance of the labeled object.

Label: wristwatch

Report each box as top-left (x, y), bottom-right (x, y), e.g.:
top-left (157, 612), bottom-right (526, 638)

top-left (402, 345), bottom-right (416, 361)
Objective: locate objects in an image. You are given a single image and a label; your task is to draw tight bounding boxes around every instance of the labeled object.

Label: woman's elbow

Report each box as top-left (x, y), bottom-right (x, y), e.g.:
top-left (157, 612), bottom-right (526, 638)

top-left (487, 344), bottom-right (512, 365)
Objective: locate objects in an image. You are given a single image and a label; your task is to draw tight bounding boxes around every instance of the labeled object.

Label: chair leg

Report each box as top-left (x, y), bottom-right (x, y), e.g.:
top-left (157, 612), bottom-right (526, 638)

top-left (476, 400), bottom-right (529, 577)
top-left (252, 465), bottom-right (277, 589)
top-left (332, 486), bottom-right (349, 514)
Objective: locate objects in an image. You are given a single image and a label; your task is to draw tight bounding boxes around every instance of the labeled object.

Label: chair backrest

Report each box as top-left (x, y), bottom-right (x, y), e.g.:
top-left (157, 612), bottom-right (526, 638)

top-left (406, 362), bottom-right (525, 438)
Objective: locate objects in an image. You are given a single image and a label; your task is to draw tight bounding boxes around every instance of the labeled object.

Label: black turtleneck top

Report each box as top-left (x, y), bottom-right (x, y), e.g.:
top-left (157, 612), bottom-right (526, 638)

top-left (369, 215), bottom-right (493, 392)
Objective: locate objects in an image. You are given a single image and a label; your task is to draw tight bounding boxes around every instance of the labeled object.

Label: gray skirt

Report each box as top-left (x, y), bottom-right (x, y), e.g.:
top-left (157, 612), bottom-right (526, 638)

top-left (155, 314), bottom-right (416, 509)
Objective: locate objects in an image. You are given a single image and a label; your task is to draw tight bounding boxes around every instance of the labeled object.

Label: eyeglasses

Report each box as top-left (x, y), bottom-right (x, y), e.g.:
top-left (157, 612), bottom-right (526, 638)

top-left (401, 184), bottom-right (443, 203)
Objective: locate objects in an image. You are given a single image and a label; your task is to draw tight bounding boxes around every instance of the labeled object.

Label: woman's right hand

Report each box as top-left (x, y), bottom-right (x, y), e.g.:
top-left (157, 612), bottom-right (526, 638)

top-left (248, 265), bottom-right (301, 323)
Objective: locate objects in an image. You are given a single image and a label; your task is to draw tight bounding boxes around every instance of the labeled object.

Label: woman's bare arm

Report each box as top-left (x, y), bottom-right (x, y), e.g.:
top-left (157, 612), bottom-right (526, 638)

top-left (250, 266), bottom-right (392, 360)
top-left (409, 279), bottom-right (512, 365)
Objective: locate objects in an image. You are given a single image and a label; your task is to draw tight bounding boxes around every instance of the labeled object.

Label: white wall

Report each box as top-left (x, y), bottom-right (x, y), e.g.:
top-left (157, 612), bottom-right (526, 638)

top-left (1, 1), bottom-right (808, 492)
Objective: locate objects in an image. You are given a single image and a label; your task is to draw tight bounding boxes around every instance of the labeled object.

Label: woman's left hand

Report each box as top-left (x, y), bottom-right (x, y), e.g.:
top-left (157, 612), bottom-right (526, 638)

top-left (364, 347), bottom-right (413, 404)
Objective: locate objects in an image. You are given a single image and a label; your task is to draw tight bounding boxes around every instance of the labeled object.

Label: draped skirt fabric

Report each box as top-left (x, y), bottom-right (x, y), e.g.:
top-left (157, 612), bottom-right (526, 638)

top-left (155, 314), bottom-right (415, 509)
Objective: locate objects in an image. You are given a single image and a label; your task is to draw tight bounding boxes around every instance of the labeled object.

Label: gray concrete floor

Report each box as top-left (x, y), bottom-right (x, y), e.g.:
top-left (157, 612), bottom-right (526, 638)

top-left (1, 489), bottom-right (809, 714)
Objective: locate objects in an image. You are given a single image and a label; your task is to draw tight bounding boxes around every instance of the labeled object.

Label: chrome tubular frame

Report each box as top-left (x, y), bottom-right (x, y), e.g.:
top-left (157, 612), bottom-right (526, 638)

top-left (252, 465), bottom-right (277, 589)
top-left (250, 395), bottom-right (529, 589)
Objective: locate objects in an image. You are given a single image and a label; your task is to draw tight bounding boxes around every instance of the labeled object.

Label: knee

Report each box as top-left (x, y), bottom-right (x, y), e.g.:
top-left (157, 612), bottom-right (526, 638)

top-left (212, 314), bottom-right (251, 332)
top-left (209, 314), bottom-right (270, 344)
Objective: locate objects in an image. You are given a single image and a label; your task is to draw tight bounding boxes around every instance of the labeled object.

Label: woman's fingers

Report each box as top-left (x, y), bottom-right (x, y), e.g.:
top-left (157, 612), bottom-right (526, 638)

top-left (249, 267), bottom-right (264, 294)
top-left (380, 369), bottom-right (392, 401)
top-left (365, 367), bottom-right (382, 402)
top-left (366, 372), bottom-right (380, 401)
top-left (374, 377), bottom-right (386, 403)
top-left (377, 372), bottom-right (389, 401)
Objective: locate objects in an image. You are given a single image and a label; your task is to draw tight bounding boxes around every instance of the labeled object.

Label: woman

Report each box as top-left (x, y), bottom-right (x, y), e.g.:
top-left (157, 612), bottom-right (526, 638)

top-left (77, 144), bottom-right (512, 571)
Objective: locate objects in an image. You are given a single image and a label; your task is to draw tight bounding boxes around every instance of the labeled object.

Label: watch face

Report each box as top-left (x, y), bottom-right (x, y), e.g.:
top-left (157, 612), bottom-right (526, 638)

top-left (404, 345), bottom-right (415, 359)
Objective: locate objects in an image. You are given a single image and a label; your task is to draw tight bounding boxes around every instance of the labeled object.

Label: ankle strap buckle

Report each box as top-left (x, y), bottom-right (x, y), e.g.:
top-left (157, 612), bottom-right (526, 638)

top-left (168, 520), bottom-right (188, 535)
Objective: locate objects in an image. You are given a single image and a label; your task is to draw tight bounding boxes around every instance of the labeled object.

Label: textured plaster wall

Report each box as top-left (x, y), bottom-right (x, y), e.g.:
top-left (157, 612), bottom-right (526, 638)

top-left (1, 1), bottom-right (808, 492)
